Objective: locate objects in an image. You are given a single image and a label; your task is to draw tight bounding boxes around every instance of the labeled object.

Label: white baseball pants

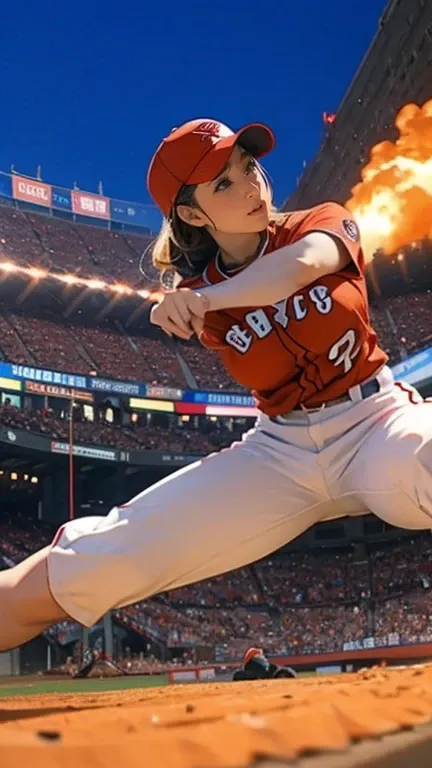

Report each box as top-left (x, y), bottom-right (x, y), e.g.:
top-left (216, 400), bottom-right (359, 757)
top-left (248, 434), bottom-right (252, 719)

top-left (47, 366), bottom-right (432, 627)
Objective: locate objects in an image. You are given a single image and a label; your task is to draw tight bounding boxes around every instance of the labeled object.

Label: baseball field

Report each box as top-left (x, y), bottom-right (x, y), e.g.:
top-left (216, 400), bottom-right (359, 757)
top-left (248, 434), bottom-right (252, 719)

top-left (1, 665), bottom-right (432, 767)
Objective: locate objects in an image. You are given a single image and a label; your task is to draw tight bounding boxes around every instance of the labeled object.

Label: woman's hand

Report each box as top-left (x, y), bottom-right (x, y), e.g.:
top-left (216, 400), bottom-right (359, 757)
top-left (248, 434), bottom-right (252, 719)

top-left (150, 288), bottom-right (210, 339)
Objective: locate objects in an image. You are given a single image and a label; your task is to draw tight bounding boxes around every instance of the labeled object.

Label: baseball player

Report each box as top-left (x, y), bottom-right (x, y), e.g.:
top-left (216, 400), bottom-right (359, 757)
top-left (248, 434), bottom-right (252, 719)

top-left (0, 118), bottom-right (431, 651)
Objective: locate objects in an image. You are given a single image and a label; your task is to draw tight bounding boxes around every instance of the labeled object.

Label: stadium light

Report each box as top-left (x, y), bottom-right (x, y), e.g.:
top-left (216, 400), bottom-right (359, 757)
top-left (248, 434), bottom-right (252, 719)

top-left (87, 279), bottom-right (106, 290)
top-left (112, 284), bottom-right (133, 295)
top-left (30, 476), bottom-right (38, 484)
top-left (27, 267), bottom-right (47, 280)
top-left (0, 262), bottom-right (17, 272)
top-left (57, 274), bottom-right (79, 285)
top-left (0, 259), bottom-right (154, 302)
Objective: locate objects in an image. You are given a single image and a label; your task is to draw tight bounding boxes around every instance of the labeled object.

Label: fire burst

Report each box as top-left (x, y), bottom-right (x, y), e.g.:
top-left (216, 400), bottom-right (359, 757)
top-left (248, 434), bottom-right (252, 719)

top-left (346, 99), bottom-right (432, 261)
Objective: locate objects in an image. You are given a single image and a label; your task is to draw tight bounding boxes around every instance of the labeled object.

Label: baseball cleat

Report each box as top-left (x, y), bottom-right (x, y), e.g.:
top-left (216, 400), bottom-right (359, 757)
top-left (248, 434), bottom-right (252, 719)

top-left (232, 647), bottom-right (296, 681)
top-left (73, 648), bottom-right (97, 679)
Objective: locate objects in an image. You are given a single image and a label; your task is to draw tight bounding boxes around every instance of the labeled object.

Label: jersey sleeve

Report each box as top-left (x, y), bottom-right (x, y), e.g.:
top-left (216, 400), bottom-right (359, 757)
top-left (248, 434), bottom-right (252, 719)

top-left (281, 202), bottom-right (364, 274)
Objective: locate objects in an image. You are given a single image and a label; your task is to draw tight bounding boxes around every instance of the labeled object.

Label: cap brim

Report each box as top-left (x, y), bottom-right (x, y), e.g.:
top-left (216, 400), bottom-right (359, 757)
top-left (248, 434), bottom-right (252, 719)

top-left (188, 122), bottom-right (274, 185)
top-left (234, 123), bottom-right (275, 158)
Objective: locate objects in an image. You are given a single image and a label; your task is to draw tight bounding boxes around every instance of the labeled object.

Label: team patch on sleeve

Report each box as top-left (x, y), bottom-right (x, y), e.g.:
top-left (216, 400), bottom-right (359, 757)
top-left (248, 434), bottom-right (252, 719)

top-left (342, 219), bottom-right (360, 242)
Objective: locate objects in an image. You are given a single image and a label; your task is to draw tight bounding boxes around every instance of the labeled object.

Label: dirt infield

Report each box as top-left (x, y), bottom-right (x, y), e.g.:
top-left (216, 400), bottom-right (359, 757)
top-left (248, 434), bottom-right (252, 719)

top-left (1, 665), bottom-right (432, 767)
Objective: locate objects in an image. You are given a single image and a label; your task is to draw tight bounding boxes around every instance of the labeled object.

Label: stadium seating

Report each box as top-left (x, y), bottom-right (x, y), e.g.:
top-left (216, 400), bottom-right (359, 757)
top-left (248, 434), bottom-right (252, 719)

top-left (0, 205), bottom-right (148, 283)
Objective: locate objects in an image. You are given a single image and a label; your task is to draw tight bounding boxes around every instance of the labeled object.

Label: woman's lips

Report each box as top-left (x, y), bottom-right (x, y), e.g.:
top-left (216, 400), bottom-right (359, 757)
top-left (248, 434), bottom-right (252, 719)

top-left (248, 202), bottom-right (265, 215)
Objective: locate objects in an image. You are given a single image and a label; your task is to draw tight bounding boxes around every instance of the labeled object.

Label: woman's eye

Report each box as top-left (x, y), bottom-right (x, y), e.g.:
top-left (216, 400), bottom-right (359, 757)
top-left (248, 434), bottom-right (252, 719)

top-left (245, 158), bottom-right (256, 173)
top-left (215, 178), bottom-right (231, 192)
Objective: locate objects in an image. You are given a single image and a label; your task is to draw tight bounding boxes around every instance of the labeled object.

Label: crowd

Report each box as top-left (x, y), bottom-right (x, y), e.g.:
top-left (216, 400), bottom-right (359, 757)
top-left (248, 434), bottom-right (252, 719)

top-left (0, 204), bottom-right (150, 284)
top-left (373, 593), bottom-right (432, 646)
top-left (0, 401), bottom-right (224, 454)
top-left (370, 293), bottom-right (432, 361)
top-left (1, 512), bottom-right (431, 659)
top-left (254, 551), bottom-right (371, 606)
top-left (0, 305), bottom-right (240, 390)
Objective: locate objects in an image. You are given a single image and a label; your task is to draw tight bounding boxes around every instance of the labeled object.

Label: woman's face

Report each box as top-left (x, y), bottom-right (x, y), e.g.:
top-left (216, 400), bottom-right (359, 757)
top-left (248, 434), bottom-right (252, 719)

top-left (177, 145), bottom-right (271, 234)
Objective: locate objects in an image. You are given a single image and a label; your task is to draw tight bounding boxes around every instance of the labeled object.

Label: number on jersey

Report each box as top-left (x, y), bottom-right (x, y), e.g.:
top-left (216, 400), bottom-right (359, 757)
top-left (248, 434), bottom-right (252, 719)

top-left (328, 329), bottom-right (360, 372)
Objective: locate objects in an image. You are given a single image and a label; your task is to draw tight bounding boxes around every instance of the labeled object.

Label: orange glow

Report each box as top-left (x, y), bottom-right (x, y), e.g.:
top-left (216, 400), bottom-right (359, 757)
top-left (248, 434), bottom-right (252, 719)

top-left (27, 267), bottom-right (47, 280)
top-left (87, 278), bottom-right (106, 290)
top-left (58, 274), bottom-right (79, 285)
top-left (347, 99), bottom-right (432, 261)
top-left (0, 260), bottom-right (153, 300)
top-left (112, 284), bottom-right (133, 295)
top-left (0, 262), bottom-right (17, 272)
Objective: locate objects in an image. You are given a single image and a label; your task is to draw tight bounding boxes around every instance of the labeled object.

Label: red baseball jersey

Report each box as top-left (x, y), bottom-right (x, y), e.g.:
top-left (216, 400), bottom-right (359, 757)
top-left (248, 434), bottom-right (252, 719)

top-left (182, 202), bottom-right (387, 416)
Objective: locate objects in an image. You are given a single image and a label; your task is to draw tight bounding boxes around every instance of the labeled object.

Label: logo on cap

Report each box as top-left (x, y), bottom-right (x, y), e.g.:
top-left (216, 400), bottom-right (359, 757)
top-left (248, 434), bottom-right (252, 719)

top-left (192, 121), bottom-right (233, 142)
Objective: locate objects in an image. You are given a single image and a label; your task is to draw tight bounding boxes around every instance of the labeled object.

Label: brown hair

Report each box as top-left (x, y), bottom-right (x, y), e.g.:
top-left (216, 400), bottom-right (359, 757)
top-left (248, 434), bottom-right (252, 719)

top-left (150, 158), bottom-right (286, 283)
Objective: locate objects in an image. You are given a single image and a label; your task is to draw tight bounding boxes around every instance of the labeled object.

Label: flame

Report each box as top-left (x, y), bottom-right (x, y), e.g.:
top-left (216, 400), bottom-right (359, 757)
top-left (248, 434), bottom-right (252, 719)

top-left (347, 99), bottom-right (432, 261)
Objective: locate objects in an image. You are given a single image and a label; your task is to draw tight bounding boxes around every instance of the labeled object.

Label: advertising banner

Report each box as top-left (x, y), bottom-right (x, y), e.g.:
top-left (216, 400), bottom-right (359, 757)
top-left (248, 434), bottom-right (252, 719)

top-left (129, 397), bottom-right (174, 412)
top-left (25, 380), bottom-right (93, 402)
top-left (110, 198), bottom-right (151, 228)
top-left (71, 190), bottom-right (110, 220)
top-left (51, 441), bottom-right (117, 461)
top-left (0, 377), bottom-right (21, 392)
top-left (206, 405), bottom-right (258, 417)
top-left (146, 385), bottom-right (183, 401)
top-left (391, 345), bottom-right (432, 385)
top-left (51, 186), bottom-right (72, 211)
top-left (12, 175), bottom-right (52, 207)
top-left (89, 377), bottom-right (142, 396)
top-left (10, 363), bottom-right (87, 389)
top-left (183, 390), bottom-right (256, 408)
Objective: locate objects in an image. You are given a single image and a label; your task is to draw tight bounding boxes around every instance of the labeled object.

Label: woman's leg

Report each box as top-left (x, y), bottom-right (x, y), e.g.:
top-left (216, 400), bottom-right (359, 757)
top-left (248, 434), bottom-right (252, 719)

top-left (0, 427), bottom-right (339, 650)
top-left (0, 547), bottom-right (68, 650)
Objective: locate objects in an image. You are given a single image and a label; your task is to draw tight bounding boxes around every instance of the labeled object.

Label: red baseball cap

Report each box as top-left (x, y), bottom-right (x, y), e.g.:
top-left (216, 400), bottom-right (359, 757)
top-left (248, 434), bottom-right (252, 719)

top-left (147, 118), bottom-right (275, 217)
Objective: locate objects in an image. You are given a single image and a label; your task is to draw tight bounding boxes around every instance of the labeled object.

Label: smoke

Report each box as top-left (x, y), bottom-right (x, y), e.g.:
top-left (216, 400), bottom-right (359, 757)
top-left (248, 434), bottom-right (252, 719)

top-left (346, 100), bottom-right (432, 260)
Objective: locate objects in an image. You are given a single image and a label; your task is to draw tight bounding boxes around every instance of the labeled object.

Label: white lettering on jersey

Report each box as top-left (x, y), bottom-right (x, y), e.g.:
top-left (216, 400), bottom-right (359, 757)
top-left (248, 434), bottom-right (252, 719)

top-left (272, 298), bottom-right (289, 328)
top-left (293, 295), bottom-right (307, 320)
top-left (225, 324), bottom-right (253, 354)
top-left (309, 285), bottom-right (333, 314)
top-left (245, 309), bottom-right (272, 338)
top-left (328, 329), bottom-right (360, 372)
top-left (225, 286), bottom-right (335, 353)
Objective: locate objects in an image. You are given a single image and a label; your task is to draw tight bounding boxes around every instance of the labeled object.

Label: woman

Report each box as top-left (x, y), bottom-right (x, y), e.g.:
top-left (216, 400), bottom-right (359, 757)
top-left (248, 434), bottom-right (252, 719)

top-left (1, 118), bottom-right (431, 650)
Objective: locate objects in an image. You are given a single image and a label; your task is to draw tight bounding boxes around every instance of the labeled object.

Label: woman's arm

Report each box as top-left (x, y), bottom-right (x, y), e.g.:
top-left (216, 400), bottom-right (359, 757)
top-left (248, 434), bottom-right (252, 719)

top-left (200, 232), bottom-right (351, 311)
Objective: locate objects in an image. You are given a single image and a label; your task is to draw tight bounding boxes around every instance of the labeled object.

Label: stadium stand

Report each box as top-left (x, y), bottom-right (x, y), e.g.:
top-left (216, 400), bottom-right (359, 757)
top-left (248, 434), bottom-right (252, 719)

top-left (0, 205), bottom-right (149, 283)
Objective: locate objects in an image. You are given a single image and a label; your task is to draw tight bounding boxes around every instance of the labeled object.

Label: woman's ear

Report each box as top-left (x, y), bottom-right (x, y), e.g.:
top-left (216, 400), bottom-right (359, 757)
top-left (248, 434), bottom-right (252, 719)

top-left (176, 204), bottom-right (209, 228)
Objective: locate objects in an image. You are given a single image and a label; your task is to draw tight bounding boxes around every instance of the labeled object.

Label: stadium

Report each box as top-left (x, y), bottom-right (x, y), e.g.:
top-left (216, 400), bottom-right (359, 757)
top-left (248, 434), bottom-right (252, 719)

top-left (0, 0), bottom-right (432, 765)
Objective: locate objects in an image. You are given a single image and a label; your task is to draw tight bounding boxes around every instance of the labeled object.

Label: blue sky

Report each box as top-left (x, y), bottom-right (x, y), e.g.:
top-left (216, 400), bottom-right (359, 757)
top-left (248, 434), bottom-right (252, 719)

top-left (0, 0), bottom-right (387, 229)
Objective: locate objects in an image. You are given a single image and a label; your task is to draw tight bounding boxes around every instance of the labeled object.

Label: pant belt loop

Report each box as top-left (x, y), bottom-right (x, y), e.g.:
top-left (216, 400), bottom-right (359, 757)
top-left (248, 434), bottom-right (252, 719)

top-left (348, 383), bottom-right (363, 403)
